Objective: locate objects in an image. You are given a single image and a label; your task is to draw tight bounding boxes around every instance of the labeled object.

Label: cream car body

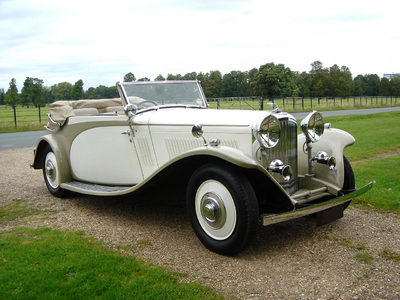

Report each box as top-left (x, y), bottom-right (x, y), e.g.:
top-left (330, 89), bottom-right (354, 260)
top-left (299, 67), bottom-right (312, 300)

top-left (31, 80), bottom-right (372, 255)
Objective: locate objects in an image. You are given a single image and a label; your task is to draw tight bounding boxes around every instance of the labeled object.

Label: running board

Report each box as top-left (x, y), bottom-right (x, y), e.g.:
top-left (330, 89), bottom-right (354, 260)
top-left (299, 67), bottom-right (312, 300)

top-left (61, 181), bottom-right (134, 196)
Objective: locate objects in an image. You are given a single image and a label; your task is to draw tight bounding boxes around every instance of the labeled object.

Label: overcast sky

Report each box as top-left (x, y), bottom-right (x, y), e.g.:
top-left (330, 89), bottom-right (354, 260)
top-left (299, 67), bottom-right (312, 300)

top-left (1, 0), bottom-right (399, 91)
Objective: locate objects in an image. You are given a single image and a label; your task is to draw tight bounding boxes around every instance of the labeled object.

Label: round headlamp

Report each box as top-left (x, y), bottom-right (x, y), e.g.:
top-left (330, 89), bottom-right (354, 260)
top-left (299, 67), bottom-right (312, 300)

top-left (253, 115), bottom-right (281, 148)
top-left (300, 111), bottom-right (324, 143)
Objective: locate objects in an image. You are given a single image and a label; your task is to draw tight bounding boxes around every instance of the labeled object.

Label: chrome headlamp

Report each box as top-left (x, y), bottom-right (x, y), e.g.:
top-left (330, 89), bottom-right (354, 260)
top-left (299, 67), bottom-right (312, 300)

top-left (253, 115), bottom-right (281, 148)
top-left (300, 111), bottom-right (324, 143)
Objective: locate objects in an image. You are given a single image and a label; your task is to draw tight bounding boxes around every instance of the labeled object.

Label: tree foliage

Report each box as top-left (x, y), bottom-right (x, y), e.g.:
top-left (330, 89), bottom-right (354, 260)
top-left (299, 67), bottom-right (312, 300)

top-left (21, 77), bottom-right (45, 107)
top-left (123, 72), bottom-right (136, 82)
top-left (252, 63), bottom-right (295, 98)
top-left (0, 88), bottom-right (5, 105)
top-left (71, 80), bottom-right (84, 100)
top-left (306, 61), bottom-right (354, 97)
top-left (391, 75), bottom-right (400, 95)
top-left (221, 71), bottom-right (248, 97)
top-left (52, 82), bottom-right (73, 101)
top-left (5, 78), bottom-right (19, 108)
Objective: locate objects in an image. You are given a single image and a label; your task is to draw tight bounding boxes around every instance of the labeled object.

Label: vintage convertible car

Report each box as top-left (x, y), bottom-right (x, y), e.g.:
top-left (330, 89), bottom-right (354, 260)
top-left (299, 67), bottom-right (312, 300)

top-left (31, 80), bottom-right (372, 255)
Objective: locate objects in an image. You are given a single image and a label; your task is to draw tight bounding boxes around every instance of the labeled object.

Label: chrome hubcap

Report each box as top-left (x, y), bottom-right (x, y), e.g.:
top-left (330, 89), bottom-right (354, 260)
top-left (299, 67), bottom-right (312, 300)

top-left (200, 193), bottom-right (226, 229)
top-left (45, 161), bottom-right (55, 181)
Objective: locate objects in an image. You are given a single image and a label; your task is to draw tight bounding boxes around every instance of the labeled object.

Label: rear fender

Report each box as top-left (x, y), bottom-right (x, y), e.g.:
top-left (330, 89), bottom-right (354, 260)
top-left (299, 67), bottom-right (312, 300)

top-left (32, 135), bottom-right (72, 184)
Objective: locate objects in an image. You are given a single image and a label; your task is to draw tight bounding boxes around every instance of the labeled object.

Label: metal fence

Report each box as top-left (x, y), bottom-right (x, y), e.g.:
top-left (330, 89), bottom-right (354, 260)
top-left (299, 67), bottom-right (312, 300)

top-left (0, 105), bottom-right (49, 128)
top-left (208, 95), bottom-right (400, 111)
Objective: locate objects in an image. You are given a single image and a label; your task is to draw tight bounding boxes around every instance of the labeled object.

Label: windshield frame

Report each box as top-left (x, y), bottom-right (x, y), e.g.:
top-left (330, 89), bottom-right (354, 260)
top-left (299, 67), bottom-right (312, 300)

top-left (116, 80), bottom-right (208, 112)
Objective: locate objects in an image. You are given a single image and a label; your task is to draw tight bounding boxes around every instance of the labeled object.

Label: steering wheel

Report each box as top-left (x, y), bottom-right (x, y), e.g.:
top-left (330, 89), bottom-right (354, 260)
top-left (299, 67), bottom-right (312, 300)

top-left (136, 100), bottom-right (159, 108)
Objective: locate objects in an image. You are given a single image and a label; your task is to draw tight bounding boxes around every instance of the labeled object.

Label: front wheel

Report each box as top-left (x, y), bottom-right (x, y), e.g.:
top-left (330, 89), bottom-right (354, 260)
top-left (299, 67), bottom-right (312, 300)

top-left (42, 144), bottom-right (67, 198)
top-left (342, 155), bottom-right (355, 209)
top-left (186, 164), bottom-right (259, 255)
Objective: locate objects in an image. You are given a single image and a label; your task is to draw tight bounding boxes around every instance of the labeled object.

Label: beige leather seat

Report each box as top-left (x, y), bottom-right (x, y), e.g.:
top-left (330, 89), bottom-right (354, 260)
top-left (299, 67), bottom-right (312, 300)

top-left (73, 108), bottom-right (98, 115)
top-left (104, 106), bottom-right (125, 114)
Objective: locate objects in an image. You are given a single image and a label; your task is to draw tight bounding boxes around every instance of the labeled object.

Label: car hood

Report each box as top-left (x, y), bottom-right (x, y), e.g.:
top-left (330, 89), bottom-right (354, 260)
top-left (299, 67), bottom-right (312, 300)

top-left (133, 108), bottom-right (274, 127)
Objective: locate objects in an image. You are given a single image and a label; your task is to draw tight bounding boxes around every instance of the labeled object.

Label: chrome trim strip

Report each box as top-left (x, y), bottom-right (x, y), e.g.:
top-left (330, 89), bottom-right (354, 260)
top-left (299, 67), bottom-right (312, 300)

top-left (261, 182), bottom-right (373, 226)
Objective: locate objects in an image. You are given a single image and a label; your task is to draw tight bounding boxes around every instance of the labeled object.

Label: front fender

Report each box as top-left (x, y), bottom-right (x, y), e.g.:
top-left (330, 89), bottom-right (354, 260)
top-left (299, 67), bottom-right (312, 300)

top-left (298, 128), bottom-right (355, 191)
top-left (166, 145), bottom-right (295, 210)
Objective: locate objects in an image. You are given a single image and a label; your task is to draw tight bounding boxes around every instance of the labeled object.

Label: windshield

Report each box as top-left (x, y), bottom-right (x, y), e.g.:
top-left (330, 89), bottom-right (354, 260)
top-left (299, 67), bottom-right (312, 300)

top-left (118, 80), bottom-right (207, 110)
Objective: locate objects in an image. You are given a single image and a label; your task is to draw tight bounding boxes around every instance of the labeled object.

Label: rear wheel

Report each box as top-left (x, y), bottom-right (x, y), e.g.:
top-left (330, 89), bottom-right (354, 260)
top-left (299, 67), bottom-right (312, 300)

top-left (342, 155), bottom-right (355, 209)
top-left (42, 144), bottom-right (67, 198)
top-left (186, 164), bottom-right (259, 255)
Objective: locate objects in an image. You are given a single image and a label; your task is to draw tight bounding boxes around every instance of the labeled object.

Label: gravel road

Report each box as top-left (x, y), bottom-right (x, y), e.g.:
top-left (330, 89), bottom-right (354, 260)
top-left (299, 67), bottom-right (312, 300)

top-left (1, 148), bottom-right (399, 299)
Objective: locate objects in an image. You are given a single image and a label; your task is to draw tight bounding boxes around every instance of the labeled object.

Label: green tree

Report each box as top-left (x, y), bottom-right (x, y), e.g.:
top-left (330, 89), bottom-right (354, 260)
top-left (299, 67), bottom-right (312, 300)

top-left (391, 75), bottom-right (400, 95)
top-left (327, 65), bottom-right (353, 96)
top-left (5, 78), bottom-right (19, 108)
top-left (203, 70), bottom-right (222, 98)
top-left (71, 79), bottom-right (84, 100)
top-left (365, 74), bottom-right (380, 96)
top-left (108, 86), bottom-right (119, 98)
top-left (154, 74), bottom-right (166, 81)
top-left (95, 85), bottom-right (110, 98)
top-left (246, 68), bottom-right (259, 96)
top-left (293, 71), bottom-right (310, 97)
top-left (137, 77), bottom-right (150, 81)
top-left (167, 73), bottom-right (182, 80)
top-left (123, 72), bottom-right (136, 82)
top-left (220, 70), bottom-right (248, 97)
top-left (52, 82), bottom-right (73, 100)
top-left (20, 77), bottom-right (33, 107)
top-left (21, 77), bottom-right (45, 107)
top-left (182, 72), bottom-right (197, 80)
top-left (0, 88), bottom-right (5, 105)
top-left (252, 63), bottom-right (295, 98)
top-left (307, 61), bottom-right (329, 97)
top-left (380, 77), bottom-right (391, 96)
top-left (353, 75), bottom-right (366, 96)
top-left (86, 87), bottom-right (100, 99)
top-left (43, 86), bottom-right (53, 104)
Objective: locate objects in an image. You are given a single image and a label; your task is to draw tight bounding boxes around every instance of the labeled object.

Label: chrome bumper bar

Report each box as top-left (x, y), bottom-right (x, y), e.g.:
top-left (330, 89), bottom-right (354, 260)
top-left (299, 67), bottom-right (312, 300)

top-left (261, 182), bottom-right (373, 226)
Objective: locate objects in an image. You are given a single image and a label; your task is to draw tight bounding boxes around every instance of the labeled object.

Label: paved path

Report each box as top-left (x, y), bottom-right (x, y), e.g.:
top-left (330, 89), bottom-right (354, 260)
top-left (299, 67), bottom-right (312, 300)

top-left (1, 107), bottom-right (399, 151)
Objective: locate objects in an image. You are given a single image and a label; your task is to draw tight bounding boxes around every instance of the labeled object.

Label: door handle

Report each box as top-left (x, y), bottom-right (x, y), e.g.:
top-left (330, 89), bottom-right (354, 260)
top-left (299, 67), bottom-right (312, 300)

top-left (121, 130), bottom-right (131, 136)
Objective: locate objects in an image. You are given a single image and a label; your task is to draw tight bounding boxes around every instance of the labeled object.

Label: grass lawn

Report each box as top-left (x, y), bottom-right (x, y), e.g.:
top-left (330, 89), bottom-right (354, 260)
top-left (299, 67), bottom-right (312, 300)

top-left (0, 227), bottom-right (222, 300)
top-left (324, 111), bottom-right (400, 214)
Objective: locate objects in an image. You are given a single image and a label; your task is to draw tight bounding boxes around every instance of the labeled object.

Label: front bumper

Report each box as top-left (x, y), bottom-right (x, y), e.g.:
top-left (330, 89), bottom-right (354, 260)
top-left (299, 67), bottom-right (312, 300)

top-left (261, 182), bottom-right (373, 226)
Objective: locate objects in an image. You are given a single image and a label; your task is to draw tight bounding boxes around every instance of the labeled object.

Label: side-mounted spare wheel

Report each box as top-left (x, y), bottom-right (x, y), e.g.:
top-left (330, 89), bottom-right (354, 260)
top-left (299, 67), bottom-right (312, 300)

top-left (42, 144), bottom-right (67, 198)
top-left (186, 163), bottom-right (259, 256)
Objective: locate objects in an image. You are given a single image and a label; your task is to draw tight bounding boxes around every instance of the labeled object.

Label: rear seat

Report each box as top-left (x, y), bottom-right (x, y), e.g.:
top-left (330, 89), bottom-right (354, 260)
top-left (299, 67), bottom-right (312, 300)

top-left (73, 108), bottom-right (99, 115)
top-left (104, 106), bottom-right (125, 114)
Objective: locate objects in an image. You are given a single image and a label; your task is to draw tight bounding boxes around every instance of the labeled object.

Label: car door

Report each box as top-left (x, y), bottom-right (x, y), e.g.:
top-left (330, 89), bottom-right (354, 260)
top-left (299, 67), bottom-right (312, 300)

top-left (70, 124), bottom-right (143, 185)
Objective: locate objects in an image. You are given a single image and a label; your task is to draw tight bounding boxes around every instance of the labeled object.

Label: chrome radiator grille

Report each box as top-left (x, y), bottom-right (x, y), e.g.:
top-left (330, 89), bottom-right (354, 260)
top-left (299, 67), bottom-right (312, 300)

top-left (264, 116), bottom-right (298, 195)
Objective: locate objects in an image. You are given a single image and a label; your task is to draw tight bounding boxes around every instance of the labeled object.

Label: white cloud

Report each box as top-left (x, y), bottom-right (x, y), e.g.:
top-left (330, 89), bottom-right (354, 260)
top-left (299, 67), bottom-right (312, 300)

top-left (1, 0), bottom-right (399, 91)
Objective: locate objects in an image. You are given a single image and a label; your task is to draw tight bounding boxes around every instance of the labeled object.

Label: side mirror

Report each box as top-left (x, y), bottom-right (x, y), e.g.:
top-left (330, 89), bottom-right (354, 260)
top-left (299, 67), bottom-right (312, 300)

top-left (124, 104), bottom-right (138, 118)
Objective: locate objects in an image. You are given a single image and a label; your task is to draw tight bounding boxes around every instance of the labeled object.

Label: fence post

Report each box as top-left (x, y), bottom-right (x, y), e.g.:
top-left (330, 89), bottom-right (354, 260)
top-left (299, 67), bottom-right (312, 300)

top-left (259, 97), bottom-right (263, 111)
top-left (13, 106), bottom-right (17, 127)
top-left (38, 105), bottom-right (42, 123)
top-left (302, 97), bottom-right (304, 110)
